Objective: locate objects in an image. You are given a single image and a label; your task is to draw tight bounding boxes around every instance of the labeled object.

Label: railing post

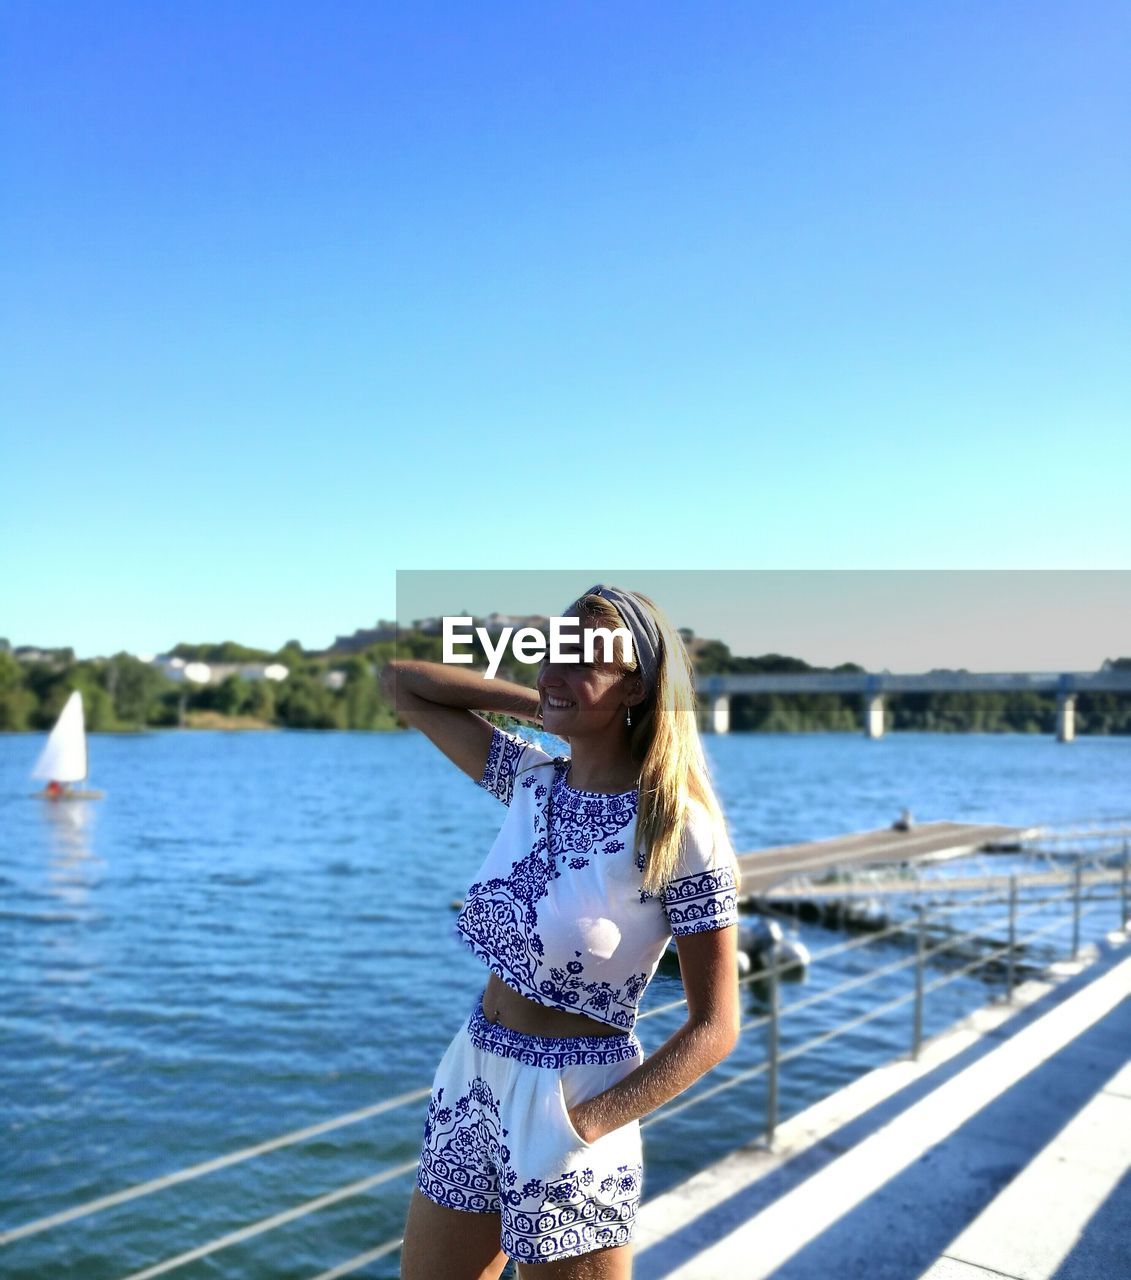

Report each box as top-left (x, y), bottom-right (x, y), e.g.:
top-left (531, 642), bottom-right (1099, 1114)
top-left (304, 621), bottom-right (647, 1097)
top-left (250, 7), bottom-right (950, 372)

top-left (765, 943), bottom-right (779, 1149)
top-left (1072, 857), bottom-right (1082, 961)
top-left (1122, 839), bottom-right (1129, 933)
top-left (912, 903), bottom-right (925, 1061)
top-left (1007, 874), bottom-right (1017, 1004)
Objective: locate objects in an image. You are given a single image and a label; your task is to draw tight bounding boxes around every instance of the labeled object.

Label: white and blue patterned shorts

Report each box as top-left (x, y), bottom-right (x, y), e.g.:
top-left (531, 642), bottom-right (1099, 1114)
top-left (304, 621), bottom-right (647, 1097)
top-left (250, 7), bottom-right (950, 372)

top-left (415, 989), bottom-right (645, 1265)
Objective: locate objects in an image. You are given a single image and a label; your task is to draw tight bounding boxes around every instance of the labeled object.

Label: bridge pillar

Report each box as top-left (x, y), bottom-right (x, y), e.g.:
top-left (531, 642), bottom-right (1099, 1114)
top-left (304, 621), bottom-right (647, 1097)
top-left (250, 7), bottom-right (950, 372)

top-left (865, 693), bottom-right (885, 739)
top-left (700, 694), bottom-right (730, 734)
top-left (1057, 692), bottom-right (1076, 743)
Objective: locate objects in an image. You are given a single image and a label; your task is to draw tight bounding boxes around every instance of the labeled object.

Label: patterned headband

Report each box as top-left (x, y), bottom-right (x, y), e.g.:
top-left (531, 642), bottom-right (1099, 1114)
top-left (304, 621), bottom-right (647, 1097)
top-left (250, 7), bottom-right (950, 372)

top-left (578, 583), bottom-right (661, 694)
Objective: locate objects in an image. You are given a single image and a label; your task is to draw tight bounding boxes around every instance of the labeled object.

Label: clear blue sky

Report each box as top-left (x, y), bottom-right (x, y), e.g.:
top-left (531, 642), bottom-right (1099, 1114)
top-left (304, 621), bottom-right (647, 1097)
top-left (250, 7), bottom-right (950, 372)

top-left (3, 2), bottom-right (1128, 660)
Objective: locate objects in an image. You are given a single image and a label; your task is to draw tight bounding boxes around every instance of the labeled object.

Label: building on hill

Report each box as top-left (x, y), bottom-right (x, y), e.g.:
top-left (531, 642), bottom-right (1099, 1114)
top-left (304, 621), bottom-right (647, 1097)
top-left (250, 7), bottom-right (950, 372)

top-left (14, 645), bottom-right (73, 665)
top-left (150, 655), bottom-right (289, 685)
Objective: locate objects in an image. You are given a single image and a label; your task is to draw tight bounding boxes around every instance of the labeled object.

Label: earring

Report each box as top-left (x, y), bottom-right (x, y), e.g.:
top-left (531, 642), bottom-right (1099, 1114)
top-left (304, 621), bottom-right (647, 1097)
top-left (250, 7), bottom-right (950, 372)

top-left (626, 706), bottom-right (632, 728)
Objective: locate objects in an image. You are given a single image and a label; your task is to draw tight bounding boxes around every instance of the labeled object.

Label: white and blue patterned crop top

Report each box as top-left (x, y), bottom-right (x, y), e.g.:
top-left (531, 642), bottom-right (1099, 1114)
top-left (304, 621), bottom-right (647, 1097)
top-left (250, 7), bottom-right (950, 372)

top-left (455, 725), bottom-right (741, 1030)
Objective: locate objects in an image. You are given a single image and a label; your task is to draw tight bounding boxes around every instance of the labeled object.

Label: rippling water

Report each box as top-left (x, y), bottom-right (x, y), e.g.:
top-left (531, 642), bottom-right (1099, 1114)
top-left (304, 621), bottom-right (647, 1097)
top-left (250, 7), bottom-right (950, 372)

top-left (2, 727), bottom-right (1127, 1278)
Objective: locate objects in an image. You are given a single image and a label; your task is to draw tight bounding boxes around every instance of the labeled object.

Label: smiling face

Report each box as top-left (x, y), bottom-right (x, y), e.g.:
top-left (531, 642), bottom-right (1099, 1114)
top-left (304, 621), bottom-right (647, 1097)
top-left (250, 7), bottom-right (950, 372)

top-left (536, 611), bottom-right (644, 739)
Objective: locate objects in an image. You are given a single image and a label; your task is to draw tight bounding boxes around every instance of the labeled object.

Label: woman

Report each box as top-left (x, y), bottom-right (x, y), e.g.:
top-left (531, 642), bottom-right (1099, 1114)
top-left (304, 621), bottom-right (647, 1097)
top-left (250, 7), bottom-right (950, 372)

top-left (382, 584), bottom-right (742, 1278)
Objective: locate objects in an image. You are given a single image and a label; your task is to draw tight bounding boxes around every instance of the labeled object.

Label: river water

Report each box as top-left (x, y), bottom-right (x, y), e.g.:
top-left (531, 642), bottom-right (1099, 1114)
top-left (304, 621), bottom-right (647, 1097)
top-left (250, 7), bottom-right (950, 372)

top-left (2, 727), bottom-right (1127, 1278)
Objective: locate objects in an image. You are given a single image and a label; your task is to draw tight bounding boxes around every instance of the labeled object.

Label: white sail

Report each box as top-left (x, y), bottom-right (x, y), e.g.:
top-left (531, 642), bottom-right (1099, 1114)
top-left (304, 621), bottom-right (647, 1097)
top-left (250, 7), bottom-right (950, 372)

top-left (31, 690), bottom-right (88, 783)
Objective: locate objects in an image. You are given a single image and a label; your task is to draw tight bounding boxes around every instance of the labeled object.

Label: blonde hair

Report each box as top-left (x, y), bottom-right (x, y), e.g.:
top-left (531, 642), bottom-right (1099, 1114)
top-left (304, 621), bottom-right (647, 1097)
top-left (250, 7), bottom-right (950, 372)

top-left (569, 588), bottom-right (741, 897)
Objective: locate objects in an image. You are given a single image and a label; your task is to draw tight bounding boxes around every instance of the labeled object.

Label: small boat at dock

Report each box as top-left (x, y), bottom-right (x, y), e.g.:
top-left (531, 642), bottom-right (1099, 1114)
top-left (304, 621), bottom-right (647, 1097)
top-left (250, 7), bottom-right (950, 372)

top-left (664, 913), bottom-right (812, 977)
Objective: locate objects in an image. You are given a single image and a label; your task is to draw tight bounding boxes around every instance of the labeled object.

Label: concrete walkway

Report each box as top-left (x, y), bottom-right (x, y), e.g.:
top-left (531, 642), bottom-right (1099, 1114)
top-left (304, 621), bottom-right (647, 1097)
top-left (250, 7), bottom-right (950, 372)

top-left (634, 934), bottom-right (1131, 1280)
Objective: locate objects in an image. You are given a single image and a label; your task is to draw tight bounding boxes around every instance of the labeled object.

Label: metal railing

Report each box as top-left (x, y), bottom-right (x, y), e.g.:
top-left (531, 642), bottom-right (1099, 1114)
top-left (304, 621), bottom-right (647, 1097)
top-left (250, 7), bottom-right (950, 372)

top-left (643, 842), bottom-right (1129, 1147)
top-left (4, 842), bottom-right (1129, 1279)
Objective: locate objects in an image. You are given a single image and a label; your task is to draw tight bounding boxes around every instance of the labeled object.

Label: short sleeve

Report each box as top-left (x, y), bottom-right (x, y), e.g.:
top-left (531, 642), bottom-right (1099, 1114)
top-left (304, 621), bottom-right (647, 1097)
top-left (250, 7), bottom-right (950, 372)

top-left (662, 804), bottom-right (741, 936)
top-left (477, 725), bottom-right (553, 807)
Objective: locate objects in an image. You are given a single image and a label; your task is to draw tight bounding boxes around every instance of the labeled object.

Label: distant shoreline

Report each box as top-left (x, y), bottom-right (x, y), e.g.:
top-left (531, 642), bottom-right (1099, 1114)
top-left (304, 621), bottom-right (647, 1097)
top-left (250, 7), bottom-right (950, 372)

top-left (5, 719), bottom-right (1131, 737)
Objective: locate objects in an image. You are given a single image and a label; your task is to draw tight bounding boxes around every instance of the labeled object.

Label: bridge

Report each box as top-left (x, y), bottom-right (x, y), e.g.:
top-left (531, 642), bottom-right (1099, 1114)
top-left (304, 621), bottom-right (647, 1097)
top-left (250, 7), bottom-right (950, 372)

top-left (692, 669), bottom-right (1131, 741)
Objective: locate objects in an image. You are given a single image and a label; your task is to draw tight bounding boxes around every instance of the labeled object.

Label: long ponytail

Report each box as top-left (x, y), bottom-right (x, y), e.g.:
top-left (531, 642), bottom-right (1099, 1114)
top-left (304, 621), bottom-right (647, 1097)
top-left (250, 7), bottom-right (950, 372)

top-left (572, 589), bottom-right (739, 894)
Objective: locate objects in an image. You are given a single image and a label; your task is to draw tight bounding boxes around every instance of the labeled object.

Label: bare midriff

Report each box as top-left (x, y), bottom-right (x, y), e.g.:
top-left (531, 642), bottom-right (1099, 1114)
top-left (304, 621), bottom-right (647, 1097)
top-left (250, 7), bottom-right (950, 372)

top-left (481, 971), bottom-right (626, 1038)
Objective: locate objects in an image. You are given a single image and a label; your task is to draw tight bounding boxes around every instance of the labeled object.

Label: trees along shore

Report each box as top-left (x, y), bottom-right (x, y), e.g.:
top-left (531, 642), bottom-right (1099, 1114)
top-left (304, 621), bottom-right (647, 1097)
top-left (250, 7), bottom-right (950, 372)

top-left (1, 637), bottom-right (1128, 736)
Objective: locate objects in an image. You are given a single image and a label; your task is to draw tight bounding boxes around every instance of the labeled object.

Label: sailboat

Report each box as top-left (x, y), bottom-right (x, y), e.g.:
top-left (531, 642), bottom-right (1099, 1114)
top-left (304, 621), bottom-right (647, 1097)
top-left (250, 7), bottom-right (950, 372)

top-left (31, 690), bottom-right (105, 800)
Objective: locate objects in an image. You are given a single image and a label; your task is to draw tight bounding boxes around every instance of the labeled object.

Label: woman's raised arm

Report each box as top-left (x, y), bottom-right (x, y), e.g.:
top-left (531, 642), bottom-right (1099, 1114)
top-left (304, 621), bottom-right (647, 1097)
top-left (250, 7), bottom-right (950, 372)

top-left (378, 659), bottom-right (542, 786)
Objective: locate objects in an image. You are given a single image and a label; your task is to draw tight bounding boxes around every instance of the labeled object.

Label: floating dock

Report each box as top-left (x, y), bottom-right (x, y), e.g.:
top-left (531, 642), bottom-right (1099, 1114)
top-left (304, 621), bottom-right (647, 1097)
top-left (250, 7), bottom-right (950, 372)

top-left (735, 821), bottom-right (1041, 896)
top-left (762, 866), bottom-right (1122, 901)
